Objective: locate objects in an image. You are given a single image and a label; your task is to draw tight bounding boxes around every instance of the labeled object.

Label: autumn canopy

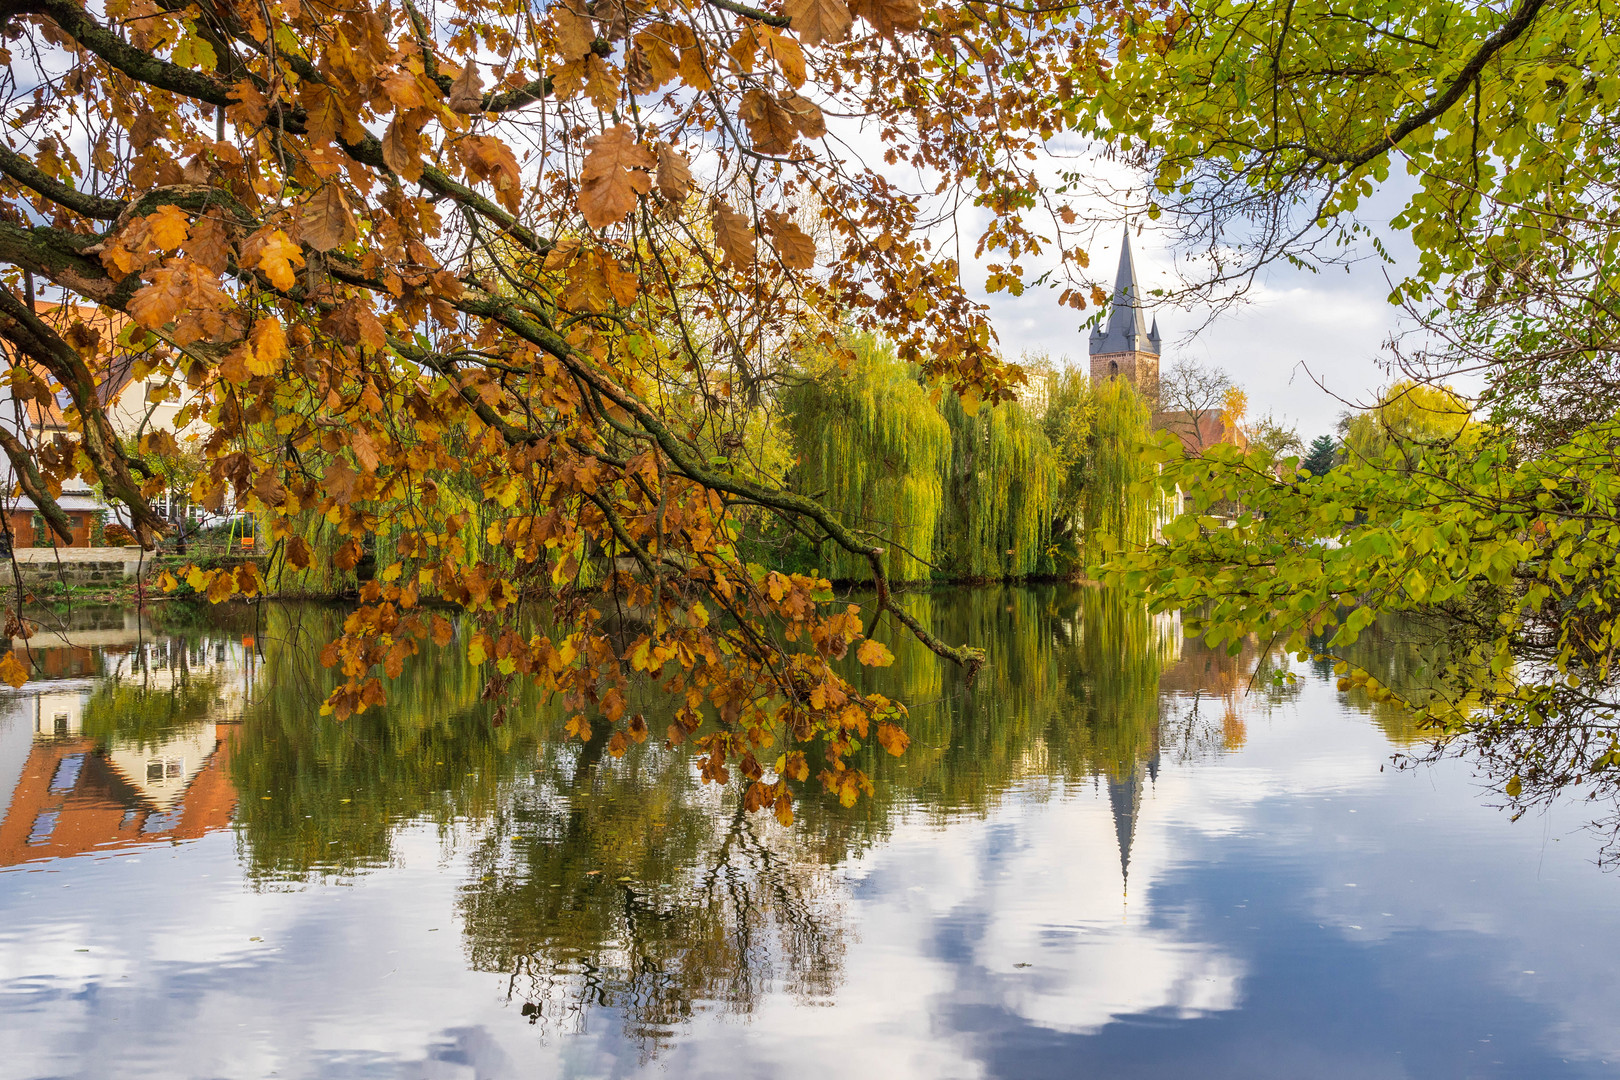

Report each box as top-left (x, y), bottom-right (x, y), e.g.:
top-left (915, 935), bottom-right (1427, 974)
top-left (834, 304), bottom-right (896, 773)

top-left (0, 0), bottom-right (1132, 815)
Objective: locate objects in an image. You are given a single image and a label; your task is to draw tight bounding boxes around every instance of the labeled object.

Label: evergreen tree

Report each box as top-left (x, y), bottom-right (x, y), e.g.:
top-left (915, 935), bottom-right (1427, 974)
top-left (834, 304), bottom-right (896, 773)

top-left (1301, 435), bottom-right (1338, 478)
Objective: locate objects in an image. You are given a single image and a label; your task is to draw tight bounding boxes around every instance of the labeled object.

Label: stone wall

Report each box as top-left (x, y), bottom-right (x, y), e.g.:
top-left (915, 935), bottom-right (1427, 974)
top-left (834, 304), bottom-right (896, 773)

top-left (1, 548), bottom-right (160, 592)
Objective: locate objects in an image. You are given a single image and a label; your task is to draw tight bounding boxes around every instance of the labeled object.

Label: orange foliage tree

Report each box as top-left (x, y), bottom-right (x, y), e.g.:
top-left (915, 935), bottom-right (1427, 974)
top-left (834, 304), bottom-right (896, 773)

top-left (0, 0), bottom-right (1133, 815)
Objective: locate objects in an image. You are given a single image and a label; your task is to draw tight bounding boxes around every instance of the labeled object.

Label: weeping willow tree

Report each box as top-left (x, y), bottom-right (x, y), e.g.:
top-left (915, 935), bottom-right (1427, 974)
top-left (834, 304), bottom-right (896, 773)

top-left (782, 338), bottom-right (950, 582)
top-left (782, 345), bottom-right (1162, 582)
top-left (939, 392), bottom-right (1058, 580)
top-left (1078, 378), bottom-right (1163, 567)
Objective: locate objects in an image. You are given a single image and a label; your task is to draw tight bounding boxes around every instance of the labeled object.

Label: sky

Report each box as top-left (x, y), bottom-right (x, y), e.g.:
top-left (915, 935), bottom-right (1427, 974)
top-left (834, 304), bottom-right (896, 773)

top-left (952, 148), bottom-right (1428, 443)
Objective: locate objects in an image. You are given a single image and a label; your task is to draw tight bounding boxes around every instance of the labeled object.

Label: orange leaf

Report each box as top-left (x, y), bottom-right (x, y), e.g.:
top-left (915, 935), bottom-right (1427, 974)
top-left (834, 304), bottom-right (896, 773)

top-left (553, 2), bottom-right (596, 59)
top-left (876, 720), bottom-right (910, 756)
top-left (128, 263), bottom-right (192, 329)
top-left (432, 615), bottom-right (454, 646)
top-left (579, 125), bottom-right (655, 229)
top-left (464, 135), bottom-right (522, 213)
top-left (765, 33), bottom-right (806, 87)
top-left (583, 54), bottom-right (618, 110)
top-left (249, 317), bottom-right (288, 374)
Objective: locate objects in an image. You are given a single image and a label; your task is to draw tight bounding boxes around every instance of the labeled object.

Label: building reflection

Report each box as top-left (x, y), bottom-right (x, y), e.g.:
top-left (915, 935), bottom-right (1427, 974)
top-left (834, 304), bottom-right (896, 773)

top-left (0, 615), bottom-right (255, 868)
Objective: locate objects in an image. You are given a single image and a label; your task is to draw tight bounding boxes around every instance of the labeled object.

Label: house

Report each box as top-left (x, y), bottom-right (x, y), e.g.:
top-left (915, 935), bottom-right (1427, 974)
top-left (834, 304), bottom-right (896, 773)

top-left (1088, 231), bottom-right (1248, 454)
top-left (0, 302), bottom-right (207, 548)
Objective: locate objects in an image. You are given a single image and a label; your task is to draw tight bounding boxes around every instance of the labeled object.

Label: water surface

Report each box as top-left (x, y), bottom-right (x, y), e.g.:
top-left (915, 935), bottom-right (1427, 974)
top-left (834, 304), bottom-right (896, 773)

top-left (0, 590), bottom-right (1615, 1079)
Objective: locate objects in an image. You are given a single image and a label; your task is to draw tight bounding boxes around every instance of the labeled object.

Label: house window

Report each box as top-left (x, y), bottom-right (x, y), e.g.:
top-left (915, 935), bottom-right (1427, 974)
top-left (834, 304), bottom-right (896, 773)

top-left (1109, 360), bottom-right (1119, 376)
top-left (28, 810), bottom-right (59, 845)
top-left (49, 754), bottom-right (85, 793)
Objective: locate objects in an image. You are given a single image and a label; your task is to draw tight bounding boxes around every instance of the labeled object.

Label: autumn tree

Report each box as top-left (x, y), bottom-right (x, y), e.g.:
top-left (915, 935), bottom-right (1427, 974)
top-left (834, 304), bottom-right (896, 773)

top-left (0, 0), bottom-right (1130, 814)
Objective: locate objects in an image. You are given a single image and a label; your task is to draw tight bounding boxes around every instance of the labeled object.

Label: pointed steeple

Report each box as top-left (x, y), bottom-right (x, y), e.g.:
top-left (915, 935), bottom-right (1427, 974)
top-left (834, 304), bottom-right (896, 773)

top-left (1089, 227), bottom-right (1158, 357)
top-left (1107, 766), bottom-right (1142, 890)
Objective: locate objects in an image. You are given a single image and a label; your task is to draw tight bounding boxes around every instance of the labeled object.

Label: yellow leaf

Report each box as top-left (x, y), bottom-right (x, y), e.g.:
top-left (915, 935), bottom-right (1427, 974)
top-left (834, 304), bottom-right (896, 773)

top-left (257, 230), bottom-right (304, 290)
top-left (0, 652), bottom-right (27, 689)
top-left (856, 639), bottom-right (894, 667)
top-left (249, 317), bottom-right (287, 375)
top-left (146, 204), bottom-right (191, 250)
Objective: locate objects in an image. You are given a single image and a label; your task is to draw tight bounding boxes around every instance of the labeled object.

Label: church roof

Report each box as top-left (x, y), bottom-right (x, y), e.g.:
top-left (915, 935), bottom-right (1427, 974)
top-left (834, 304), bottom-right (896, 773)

top-left (1089, 227), bottom-right (1161, 357)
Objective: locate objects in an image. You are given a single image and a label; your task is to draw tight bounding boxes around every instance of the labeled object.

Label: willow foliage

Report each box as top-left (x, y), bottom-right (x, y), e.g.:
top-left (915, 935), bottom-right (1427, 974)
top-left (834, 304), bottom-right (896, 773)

top-left (782, 339), bottom-right (950, 582)
top-left (939, 391), bottom-right (1058, 580)
top-left (785, 346), bottom-right (1164, 582)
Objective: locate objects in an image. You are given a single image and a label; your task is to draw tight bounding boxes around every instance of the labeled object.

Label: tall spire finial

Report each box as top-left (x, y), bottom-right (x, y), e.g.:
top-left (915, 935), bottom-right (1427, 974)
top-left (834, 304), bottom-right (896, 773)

top-left (1088, 226), bottom-right (1158, 357)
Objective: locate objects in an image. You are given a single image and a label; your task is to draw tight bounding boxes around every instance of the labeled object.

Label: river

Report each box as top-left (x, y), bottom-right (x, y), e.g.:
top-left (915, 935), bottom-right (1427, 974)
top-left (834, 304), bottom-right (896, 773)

top-left (0, 588), bottom-right (1615, 1078)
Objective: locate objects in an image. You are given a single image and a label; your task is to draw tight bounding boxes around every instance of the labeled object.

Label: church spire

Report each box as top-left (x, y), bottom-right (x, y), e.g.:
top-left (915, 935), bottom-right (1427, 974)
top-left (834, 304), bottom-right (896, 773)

top-left (1088, 226), bottom-right (1158, 357)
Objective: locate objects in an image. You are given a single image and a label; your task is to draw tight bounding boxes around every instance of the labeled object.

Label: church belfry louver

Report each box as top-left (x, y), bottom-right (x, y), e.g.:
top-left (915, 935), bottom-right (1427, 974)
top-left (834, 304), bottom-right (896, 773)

top-left (1088, 227), bottom-right (1161, 411)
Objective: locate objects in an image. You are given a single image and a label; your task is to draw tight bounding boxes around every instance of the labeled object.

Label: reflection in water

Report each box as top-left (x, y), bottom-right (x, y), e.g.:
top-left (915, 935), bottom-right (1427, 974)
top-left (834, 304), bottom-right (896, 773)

top-left (0, 591), bottom-right (1613, 1078)
top-left (0, 613), bottom-right (254, 868)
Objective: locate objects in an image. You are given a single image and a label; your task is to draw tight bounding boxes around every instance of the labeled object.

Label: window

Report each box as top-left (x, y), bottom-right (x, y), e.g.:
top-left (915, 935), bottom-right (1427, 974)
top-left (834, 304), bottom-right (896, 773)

top-left (53, 714), bottom-right (68, 737)
top-left (49, 754), bottom-right (85, 793)
top-left (27, 810), bottom-right (59, 845)
top-left (1109, 360), bottom-right (1119, 376)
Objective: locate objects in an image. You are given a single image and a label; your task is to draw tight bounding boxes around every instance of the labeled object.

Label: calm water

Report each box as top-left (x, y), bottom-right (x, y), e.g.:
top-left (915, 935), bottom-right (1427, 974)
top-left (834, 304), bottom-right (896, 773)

top-left (0, 589), bottom-right (1616, 1079)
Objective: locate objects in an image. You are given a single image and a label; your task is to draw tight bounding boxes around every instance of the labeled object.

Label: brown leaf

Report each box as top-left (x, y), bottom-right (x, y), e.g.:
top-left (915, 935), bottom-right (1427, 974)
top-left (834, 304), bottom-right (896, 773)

top-left (381, 116), bottom-right (423, 182)
top-left (627, 31), bottom-right (679, 93)
top-left (287, 535), bottom-right (313, 569)
top-left (739, 89), bottom-right (797, 156)
top-left (182, 214), bottom-right (233, 275)
top-left (765, 210), bottom-right (816, 270)
top-left (579, 124), bottom-right (655, 229)
top-left (850, 0), bottom-right (921, 39)
top-left (463, 135), bottom-right (523, 213)
top-left (712, 201), bottom-right (755, 267)
top-left (656, 143), bottom-right (693, 204)
top-left (784, 0), bottom-right (852, 46)
top-left (446, 62), bottom-right (483, 112)
top-left (780, 90), bottom-right (827, 138)
top-left (253, 468), bottom-right (287, 508)
top-left (324, 458), bottom-right (360, 506)
top-left (300, 185), bottom-right (357, 252)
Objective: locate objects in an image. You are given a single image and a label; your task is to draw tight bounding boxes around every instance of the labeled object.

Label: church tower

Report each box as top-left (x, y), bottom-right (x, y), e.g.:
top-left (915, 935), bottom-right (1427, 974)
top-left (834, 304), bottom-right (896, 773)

top-left (1089, 228), bottom-right (1162, 411)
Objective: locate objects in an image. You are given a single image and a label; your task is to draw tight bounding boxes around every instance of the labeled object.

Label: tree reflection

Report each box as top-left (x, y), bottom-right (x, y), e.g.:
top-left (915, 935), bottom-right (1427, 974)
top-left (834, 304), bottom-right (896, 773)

top-left (205, 589), bottom-right (1236, 1050)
